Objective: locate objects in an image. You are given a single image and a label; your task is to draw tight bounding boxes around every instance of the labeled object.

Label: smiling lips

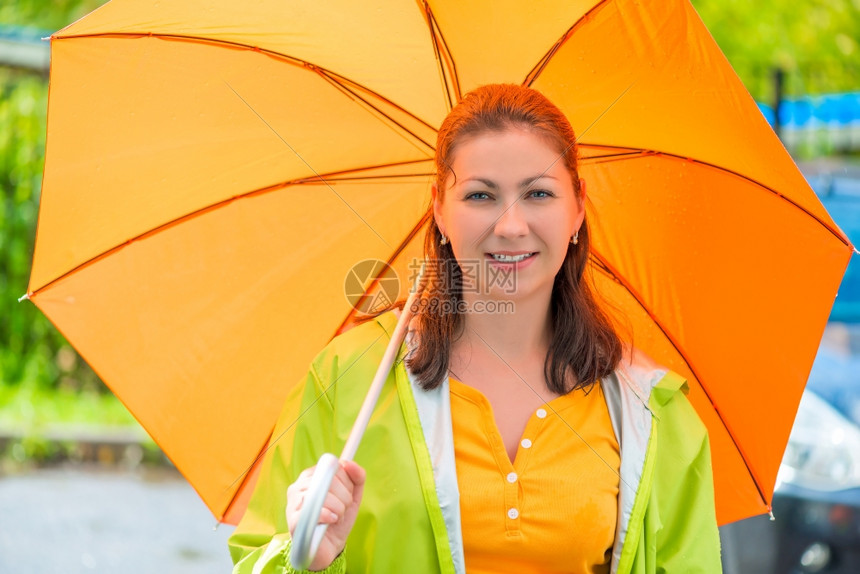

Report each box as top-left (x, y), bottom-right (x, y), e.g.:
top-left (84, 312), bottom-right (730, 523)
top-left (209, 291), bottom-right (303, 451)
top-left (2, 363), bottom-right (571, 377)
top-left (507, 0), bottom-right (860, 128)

top-left (487, 252), bottom-right (537, 263)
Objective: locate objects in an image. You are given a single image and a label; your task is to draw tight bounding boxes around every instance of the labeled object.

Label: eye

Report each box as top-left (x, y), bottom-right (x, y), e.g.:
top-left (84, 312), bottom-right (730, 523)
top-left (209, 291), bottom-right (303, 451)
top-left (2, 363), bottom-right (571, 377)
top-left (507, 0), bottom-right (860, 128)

top-left (465, 191), bottom-right (491, 201)
top-left (527, 189), bottom-right (554, 199)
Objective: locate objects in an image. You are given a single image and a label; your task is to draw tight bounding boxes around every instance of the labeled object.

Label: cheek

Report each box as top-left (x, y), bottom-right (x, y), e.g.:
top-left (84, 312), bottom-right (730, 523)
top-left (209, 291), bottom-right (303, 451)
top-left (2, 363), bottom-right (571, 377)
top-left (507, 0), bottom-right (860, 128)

top-left (546, 210), bottom-right (577, 242)
top-left (544, 209), bottom-right (578, 263)
top-left (447, 211), bottom-right (486, 247)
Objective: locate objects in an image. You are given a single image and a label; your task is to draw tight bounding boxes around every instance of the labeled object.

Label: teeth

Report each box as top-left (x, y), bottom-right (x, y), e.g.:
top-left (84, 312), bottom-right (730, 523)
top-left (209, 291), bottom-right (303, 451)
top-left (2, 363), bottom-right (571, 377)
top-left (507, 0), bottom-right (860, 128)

top-left (491, 253), bottom-right (533, 263)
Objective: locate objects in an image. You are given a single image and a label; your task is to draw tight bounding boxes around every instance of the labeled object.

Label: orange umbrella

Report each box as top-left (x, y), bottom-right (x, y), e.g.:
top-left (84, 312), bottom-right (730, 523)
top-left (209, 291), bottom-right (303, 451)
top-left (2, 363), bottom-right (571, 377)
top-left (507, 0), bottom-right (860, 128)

top-left (26, 0), bottom-right (852, 527)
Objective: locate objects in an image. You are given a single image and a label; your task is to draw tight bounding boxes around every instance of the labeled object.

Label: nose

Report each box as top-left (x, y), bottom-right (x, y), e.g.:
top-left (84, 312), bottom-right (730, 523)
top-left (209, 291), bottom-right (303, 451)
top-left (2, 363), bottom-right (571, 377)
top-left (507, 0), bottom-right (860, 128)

top-left (494, 199), bottom-right (529, 239)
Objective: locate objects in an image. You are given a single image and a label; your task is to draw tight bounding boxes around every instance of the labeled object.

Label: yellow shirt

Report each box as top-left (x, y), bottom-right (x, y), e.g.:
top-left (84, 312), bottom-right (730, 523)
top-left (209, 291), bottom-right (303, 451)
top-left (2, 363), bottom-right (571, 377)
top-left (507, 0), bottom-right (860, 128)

top-left (449, 378), bottom-right (620, 574)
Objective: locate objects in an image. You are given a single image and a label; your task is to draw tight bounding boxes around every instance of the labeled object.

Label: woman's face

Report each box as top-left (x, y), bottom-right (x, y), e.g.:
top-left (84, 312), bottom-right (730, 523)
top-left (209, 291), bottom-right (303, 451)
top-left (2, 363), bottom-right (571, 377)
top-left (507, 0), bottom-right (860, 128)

top-left (433, 127), bottom-right (585, 302)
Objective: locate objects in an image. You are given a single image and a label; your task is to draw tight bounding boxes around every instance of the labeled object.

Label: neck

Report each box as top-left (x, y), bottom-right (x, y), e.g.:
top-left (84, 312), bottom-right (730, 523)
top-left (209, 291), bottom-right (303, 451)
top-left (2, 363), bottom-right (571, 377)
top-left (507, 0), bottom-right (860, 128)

top-left (455, 288), bottom-right (554, 364)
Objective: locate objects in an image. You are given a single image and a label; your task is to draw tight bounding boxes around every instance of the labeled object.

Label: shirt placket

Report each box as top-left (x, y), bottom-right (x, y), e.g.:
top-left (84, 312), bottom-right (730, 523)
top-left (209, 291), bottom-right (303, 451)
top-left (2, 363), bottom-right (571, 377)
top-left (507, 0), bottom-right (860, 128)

top-left (504, 406), bottom-right (548, 534)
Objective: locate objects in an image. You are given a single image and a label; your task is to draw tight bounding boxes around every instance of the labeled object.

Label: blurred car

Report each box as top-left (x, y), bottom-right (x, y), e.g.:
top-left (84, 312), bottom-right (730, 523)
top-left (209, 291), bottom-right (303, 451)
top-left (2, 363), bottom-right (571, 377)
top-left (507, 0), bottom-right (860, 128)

top-left (720, 164), bottom-right (860, 573)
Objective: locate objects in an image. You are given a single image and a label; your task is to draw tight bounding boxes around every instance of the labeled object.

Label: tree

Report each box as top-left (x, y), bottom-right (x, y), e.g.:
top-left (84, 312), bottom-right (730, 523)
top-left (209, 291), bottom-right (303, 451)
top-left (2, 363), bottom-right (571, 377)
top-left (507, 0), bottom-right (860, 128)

top-left (691, 0), bottom-right (860, 101)
top-left (1, 1), bottom-right (107, 392)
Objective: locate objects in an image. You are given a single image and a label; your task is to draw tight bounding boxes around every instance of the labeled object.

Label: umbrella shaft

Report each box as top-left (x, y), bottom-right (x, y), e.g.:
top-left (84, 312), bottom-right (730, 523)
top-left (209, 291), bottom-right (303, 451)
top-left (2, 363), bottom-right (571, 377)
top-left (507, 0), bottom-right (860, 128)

top-left (339, 288), bottom-right (421, 461)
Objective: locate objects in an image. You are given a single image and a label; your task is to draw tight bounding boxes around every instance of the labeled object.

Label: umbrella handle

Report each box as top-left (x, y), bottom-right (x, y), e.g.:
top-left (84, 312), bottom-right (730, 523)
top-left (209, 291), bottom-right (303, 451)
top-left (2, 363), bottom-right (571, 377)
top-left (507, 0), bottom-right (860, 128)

top-left (288, 452), bottom-right (340, 570)
top-left (289, 262), bottom-right (428, 569)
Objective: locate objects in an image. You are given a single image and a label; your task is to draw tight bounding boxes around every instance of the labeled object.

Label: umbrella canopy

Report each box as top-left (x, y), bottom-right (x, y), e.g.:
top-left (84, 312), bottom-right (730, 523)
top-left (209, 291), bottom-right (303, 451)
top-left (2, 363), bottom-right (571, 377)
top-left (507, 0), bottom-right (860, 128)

top-left (28, 0), bottom-right (852, 526)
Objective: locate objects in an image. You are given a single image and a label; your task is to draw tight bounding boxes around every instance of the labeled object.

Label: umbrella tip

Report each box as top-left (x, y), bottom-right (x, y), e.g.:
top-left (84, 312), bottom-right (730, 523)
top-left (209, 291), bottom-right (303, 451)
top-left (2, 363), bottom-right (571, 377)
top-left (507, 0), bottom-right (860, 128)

top-left (213, 522), bottom-right (220, 531)
top-left (768, 507), bottom-right (775, 521)
top-left (17, 292), bottom-right (30, 303)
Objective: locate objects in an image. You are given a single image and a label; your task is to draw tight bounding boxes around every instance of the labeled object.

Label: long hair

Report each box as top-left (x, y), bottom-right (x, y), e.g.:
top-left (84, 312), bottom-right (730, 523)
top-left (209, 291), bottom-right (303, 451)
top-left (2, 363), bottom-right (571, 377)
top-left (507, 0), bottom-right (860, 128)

top-left (406, 84), bottom-right (623, 393)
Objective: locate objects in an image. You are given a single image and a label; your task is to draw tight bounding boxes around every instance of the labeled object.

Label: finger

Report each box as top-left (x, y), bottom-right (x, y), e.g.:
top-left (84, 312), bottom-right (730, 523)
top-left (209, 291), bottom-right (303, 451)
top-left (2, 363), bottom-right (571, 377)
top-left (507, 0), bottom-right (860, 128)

top-left (293, 490), bottom-right (347, 522)
top-left (322, 491), bottom-right (347, 518)
top-left (342, 460), bottom-right (366, 488)
top-left (318, 506), bottom-right (339, 524)
top-left (292, 467), bottom-right (347, 514)
top-left (330, 460), bottom-right (364, 496)
top-left (327, 468), bottom-right (354, 502)
top-left (341, 461), bottom-right (366, 507)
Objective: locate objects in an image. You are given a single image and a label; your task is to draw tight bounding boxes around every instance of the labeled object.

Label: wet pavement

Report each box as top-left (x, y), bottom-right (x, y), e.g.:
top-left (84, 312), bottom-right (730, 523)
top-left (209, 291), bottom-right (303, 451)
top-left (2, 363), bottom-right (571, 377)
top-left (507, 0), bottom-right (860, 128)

top-left (0, 465), bottom-right (235, 573)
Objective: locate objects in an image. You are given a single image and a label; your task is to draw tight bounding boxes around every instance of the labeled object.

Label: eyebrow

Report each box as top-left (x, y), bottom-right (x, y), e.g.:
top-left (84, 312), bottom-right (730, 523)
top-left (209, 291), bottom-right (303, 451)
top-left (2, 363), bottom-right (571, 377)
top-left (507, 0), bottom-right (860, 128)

top-left (460, 175), bottom-right (558, 189)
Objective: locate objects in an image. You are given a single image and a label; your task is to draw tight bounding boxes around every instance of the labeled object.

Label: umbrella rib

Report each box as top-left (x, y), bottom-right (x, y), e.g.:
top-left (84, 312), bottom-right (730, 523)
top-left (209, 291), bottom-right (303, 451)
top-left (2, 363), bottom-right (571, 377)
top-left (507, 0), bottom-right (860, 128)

top-left (50, 32), bottom-right (438, 131)
top-left (334, 211), bottom-right (433, 336)
top-left (222, 332), bottom-right (389, 511)
top-left (579, 150), bottom-right (643, 162)
top-left (423, 7), bottom-right (450, 110)
top-left (304, 159), bottom-right (432, 180)
top-left (226, 213), bottom-right (433, 516)
top-left (296, 173), bottom-right (435, 184)
top-left (314, 69), bottom-right (436, 154)
top-left (523, 0), bottom-right (614, 87)
top-left (431, 7), bottom-right (462, 103)
top-left (579, 145), bottom-right (851, 247)
top-left (421, 1), bottom-right (461, 109)
top-left (223, 81), bottom-right (391, 250)
top-left (589, 251), bottom-right (771, 510)
top-left (26, 163), bottom-right (432, 297)
top-left (517, 4), bottom-right (849, 247)
top-left (225, 236), bottom-right (433, 517)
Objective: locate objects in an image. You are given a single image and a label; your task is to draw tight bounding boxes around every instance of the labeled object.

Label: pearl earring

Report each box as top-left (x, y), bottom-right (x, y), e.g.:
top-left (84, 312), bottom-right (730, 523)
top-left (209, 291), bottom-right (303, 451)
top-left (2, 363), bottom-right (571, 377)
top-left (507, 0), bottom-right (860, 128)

top-left (570, 231), bottom-right (579, 245)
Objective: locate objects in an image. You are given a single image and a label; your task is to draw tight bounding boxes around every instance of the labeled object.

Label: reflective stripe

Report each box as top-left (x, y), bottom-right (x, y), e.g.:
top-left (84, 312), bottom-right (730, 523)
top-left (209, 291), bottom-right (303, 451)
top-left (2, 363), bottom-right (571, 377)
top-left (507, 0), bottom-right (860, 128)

top-left (400, 330), bottom-right (465, 574)
top-left (395, 344), bottom-right (462, 574)
top-left (603, 364), bottom-right (667, 574)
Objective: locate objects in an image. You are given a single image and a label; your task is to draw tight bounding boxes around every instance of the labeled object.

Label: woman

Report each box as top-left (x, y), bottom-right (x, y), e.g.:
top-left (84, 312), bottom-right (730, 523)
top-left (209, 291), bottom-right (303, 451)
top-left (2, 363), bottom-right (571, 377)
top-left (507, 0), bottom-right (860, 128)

top-left (228, 84), bottom-right (722, 573)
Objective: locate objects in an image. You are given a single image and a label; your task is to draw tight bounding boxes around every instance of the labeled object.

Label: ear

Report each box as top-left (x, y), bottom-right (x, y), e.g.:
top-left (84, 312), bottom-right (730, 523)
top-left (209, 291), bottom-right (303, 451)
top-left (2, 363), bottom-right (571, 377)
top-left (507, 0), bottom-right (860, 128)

top-left (579, 177), bottom-right (587, 203)
top-left (431, 183), bottom-right (446, 236)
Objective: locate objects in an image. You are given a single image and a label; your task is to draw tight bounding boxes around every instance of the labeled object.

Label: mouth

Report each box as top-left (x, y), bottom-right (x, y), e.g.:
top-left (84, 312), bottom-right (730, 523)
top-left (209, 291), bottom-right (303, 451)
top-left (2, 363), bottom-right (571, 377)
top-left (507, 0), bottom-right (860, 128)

top-left (486, 252), bottom-right (537, 263)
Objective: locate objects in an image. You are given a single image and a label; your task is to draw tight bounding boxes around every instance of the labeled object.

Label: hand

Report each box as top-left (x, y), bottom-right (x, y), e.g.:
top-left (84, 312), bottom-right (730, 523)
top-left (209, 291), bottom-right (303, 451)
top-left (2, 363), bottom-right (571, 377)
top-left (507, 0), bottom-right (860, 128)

top-left (286, 460), bottom-right (366, 571)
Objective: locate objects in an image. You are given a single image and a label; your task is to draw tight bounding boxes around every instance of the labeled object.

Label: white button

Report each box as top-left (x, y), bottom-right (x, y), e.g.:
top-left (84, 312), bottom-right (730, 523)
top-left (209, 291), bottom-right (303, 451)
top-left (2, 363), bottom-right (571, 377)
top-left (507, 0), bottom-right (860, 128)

top-left (506, 472), bottom-right (518, 483)
top-left (507, 508), bottom-right (519, 519)
top-left (536, 408), bottom-right (547, 419)
top-left (521, 438), bottom-right (532, 449)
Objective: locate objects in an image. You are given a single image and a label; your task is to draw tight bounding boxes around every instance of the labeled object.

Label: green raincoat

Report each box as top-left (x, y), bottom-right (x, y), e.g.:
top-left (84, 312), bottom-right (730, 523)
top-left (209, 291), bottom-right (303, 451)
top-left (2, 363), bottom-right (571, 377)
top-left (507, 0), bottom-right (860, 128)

top-left (229, 311), bottom-right (722, 573)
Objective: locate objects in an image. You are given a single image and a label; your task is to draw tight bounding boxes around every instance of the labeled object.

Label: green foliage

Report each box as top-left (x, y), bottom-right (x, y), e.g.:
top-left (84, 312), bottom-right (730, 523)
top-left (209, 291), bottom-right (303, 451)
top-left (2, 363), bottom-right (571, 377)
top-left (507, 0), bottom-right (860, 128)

top-left (0, 0), bottom-right (106, 32)
top-left (0, 378), bottom-right (138, 429)
top-left (692, 0), bottom-right (860, 101)
top-left (0, 68), bottom-right (104, 393)
top-left (1, 1), bottom-right (108, 396)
